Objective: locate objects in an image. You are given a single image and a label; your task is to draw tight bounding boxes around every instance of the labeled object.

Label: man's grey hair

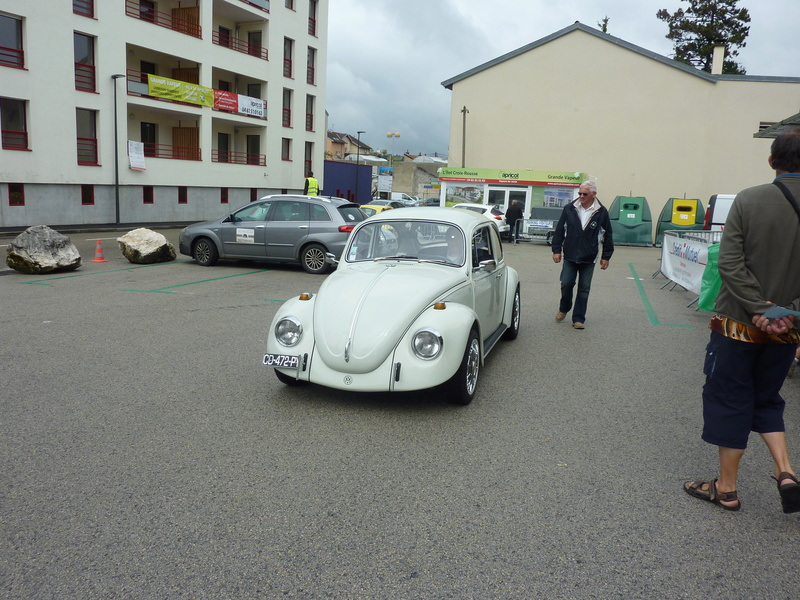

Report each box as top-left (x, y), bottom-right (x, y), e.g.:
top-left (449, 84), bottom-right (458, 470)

top-left (580, 180), bottom-right (597, 194)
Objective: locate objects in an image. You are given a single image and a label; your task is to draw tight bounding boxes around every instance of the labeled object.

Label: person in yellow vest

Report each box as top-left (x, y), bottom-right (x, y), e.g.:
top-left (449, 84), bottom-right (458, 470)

top-left (304, 171), bottom-right (319, 195)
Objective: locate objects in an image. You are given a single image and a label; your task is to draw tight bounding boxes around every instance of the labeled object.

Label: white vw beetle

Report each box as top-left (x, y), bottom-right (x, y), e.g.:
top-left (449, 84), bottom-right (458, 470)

top-left (264, 207), bottom-right (520, 405)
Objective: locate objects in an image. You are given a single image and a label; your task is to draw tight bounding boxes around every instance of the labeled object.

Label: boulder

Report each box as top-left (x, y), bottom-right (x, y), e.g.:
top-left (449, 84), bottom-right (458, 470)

top-left (117, 228), bottom-right (176, 264)
top-left (6, 225), bottom-right (82, 274)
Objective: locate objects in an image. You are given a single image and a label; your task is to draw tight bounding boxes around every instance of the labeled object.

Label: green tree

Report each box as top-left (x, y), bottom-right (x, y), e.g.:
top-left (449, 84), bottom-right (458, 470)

top-left (598, 16), bottom-right (609, 33)
top-left (656, 0), bottom-right (750, 74)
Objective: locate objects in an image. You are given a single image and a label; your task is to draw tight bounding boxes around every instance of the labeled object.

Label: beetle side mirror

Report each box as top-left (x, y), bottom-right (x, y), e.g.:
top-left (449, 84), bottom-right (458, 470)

top-left (325, 252), bottom-right (339, 266)
top-left (478, 259), bottom-right (497, 272)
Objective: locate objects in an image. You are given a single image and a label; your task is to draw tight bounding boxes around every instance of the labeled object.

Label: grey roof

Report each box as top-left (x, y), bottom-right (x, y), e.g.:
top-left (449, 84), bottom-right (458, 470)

top-left (441, 21), bottom-right (800, 89)
top-left (753, 113), bottom-right (800, 138)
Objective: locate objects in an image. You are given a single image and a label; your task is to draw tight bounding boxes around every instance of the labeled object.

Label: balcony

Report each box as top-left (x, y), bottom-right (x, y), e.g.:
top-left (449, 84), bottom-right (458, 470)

top-left (1, 129), bottom-right (28, 150)
top-left (306, 65), bottom-right (315, 85)
top-left (238, 0), bottom-right (270, 12)
top-left (125, 0), bottom-right (201, 38)
top-left (282, 108), bottom-right (291, 127)
top-left (212, 31), bottom-right (268, 61)
top-left (212, 149), bottom-right (266, 166)
top-left (283, 58), bottom-right (292, 78)
top-left (305, 113), bottom-right (313, 132)
top-left (143, 143), bottom-right (201, 161)
top-left (308, 17), bottom-right (316, 36)
top-left (77, 137), bottom-right (99, 165)
top-left (75, 62), bottom-right (96, 92)
top-left (0, 45), bottom-right (24, 69)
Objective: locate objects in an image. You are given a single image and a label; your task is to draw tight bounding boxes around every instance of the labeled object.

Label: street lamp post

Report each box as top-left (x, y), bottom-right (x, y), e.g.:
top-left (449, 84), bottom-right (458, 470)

top-left (386, 131), bottom-right (400, 168)
top-left (111, 74), bottom-right (126, 224)
top-left (355, 130), bottom-right (365, 203)
top-left (460, 106), bottom-right (468, 168)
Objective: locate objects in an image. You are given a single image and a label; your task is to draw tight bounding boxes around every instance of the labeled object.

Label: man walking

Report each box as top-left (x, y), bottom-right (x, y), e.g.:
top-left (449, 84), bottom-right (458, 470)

top-left (551, 181), bottom-right (613, 329)
top-left (303, 171), bottom-right (319, 195)
top-left (505, 200), bottom-right (523, 244)
top-left (684, 127), bottom-right (800, 513)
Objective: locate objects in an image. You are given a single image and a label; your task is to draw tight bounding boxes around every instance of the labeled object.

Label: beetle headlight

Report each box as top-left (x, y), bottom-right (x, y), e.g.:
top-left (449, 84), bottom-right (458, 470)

top-left (275, 316), bottom-right (303, 347)
top-left (412, 328), bottom-right (443, 360)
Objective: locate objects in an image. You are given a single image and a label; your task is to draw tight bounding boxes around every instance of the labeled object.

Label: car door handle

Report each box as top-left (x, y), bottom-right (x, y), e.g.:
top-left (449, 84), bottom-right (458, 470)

top-left (298, 225), bottom-right (309, 229)
top-left (255, 225), bottom-right (265, 228)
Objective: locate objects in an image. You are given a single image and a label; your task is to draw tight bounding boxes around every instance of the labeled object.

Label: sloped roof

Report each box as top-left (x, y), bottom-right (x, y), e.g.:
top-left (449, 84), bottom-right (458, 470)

top-left (754, 113), bottom-right (800, 138)
top-left (441, 21), bottom-right (800, 90)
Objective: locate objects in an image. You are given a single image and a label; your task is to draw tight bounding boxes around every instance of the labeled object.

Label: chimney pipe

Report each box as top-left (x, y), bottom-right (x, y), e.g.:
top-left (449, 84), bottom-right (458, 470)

top-left (711, 45), bottom-right (725, 75)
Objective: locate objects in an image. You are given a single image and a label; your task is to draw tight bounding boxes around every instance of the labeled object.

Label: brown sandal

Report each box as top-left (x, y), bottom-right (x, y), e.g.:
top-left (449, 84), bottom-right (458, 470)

top-left (684, 478), bottom-right (741, 511)
top-left (772, 472), bottom-right (800, 514)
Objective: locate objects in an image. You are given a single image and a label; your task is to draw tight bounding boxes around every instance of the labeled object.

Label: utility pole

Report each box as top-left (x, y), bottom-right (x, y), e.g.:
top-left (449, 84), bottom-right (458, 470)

top-left (460, 106), bottom-right (469, 168)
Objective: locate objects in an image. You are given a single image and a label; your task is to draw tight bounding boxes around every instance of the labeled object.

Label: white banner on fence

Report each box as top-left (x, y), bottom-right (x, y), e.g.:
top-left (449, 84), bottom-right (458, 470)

top-left (660, 231), bottom-right (714, 295)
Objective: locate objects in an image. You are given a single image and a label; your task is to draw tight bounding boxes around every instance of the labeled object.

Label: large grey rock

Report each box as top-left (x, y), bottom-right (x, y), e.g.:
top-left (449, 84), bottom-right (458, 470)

top-left (117, 228), bottom-right (176, 264)
top-left (6, 225), bottom-right (82, 274)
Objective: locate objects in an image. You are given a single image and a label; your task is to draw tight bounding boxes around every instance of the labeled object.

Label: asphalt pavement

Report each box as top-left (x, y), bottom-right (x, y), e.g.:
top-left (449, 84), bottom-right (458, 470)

top-left (2, 229), bottom-right (799, 599)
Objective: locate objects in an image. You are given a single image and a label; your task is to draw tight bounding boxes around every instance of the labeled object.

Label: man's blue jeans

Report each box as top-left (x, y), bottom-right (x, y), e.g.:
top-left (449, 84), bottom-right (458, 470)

top-left (559, 260), bottom-right (595, 324)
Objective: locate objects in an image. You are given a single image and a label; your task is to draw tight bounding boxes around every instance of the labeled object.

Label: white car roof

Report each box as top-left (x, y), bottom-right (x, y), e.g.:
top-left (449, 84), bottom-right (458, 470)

top-left (368, 206), bottom-right (489, 229)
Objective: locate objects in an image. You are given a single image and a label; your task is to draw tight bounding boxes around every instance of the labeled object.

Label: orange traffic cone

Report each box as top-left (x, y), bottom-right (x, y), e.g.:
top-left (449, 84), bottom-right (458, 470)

top-left (92, 239), bottom-right (108, 263)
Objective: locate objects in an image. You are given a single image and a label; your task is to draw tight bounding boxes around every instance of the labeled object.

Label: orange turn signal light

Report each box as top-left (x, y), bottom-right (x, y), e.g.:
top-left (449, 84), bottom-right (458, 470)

top-left (299, 293), bottom-right (312, 301)
top-left (434, 302), bottom-right (446, 310)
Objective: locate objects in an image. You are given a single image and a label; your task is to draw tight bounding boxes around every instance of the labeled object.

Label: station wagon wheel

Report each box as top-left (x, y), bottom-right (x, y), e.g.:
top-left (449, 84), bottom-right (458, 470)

top-left (447, 327), bottom-right (480, 405)
top-left (301, 243), bottom-right (330, 274)
top-left (192, 237), bottom-right (219, 266)
top-left (275, 369), bottom-right (307, 386)
top-left (503, 286), bottom-right (521, 341)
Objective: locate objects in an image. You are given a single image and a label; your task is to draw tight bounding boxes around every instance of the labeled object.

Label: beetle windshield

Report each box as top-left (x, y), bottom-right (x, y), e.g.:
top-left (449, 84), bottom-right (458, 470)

top-left (346, 221), bottom-right (466, 266)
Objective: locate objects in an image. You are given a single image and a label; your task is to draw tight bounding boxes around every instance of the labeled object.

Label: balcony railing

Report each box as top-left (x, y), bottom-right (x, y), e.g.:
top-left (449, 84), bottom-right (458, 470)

top-left (75, 62), bottom-right (96, 91)
top-left (307, 65), bottom-right (315, 85)
top-left (239, 0), bottom-right (270, 12)
top-left (73, 0), bottom-right (94, 17)
top-left (0, 45), bottom-right (24, 68)
top-left (282, 108), bottom-right (291, 127)
top-left (305, 113), bottom-right (313, 131)
top-left (212, 149), bottom-right (266, 166)
top-left (212, 31), bottom-right (268, 60)
top-left (283, 58), bottom-right (292, 78)
top-left (308, 17), bottom-right (316, 36)
top-left (1, 129), bottom-right (28, 150)
top-left (77, 137), bottom-right (99, 165)
top-left (125, 0), bottom-right (201, 38)
top-left (143, 142), bottom-right (201, 161)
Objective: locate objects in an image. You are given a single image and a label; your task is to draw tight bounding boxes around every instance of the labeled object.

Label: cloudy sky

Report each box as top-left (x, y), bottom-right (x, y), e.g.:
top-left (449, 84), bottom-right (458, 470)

top-left (326, 0), bottom-right (800, 158)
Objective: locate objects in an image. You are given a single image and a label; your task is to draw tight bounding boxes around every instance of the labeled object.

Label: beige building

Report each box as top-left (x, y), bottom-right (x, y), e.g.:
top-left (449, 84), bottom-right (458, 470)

top-left (442, 22), bottom-right (800, 219)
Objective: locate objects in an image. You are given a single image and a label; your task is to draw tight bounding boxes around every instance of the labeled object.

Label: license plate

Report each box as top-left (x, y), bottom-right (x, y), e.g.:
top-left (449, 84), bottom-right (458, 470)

top-left (263, 353), bottom-right (300, 369)
top-left (529, 219), bottom-right (553, 228)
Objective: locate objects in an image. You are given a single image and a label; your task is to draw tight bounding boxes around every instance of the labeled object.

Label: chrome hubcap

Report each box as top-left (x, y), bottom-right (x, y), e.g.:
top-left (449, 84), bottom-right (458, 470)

top-left (465, 338), bottom-right (480, 395)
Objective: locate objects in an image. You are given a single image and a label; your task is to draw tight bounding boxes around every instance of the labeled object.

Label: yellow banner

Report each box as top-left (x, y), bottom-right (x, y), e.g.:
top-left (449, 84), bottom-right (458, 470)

top-left (147, 75), bottom-right (213, 107)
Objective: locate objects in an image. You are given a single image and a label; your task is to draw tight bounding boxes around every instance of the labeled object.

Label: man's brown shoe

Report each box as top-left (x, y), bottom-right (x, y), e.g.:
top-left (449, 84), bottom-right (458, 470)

top-left (555, 312), bottom-right (567, 322)
top-left (572, 322), bottom-right (585, 329)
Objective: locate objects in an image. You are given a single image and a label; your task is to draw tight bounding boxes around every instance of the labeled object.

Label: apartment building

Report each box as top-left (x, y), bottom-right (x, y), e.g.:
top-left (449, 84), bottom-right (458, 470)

top-left (0, 0), bottom-right (327, 228)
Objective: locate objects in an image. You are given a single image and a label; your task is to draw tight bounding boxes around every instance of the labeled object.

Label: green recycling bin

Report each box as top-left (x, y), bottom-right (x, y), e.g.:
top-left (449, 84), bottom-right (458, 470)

top-left (608, 196), bottom-right (653, 246)
top-left (654, 198), bottom-right (705, 247)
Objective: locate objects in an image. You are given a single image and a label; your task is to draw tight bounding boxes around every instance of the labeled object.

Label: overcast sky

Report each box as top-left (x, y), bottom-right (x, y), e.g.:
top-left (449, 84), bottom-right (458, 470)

top-left (326, 0), bottom-right (800, 158)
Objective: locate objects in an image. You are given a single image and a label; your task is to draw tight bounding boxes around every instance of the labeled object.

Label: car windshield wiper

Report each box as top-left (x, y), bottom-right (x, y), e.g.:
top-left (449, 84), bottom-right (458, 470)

top-left (374, 255), bottom-right (418, 261)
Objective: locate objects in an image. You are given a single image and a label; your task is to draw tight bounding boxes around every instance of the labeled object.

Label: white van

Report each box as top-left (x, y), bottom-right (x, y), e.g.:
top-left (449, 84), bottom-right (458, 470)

top-left (703, 194), bottom-right (736, 231)
top-left (390, 192), bottom-right (417, 205)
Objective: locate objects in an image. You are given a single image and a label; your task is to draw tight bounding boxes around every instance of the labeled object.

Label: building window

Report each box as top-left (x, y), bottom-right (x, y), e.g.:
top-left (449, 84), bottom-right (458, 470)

top-left (141, 122), bottom-right (157, 157)
top-left (143, 185), bottom-right (154, 204)
top-left (246, 135), bottom-right (260, 165)
top-left (281, 137), bottom-right (291, 161)
top-left (73, 0), bottom-right (94, 18)
top-left (81, 184), bottom-right (94, 205)
top-left (218, 79), bottom-right (231, 92)
top-left (283, 37), bottom-right (293, 78)
top-left (218, 25), bottom-right (232, 48)
top-left (282, 88), bottom-right (292, 127)
top-left (305, 95), bottom-right (314, 132)
top-left (250, 188), bottom-right (258, 203)
top-left (8, 182), bottom-right (24, 206)
top-left (220, 187), bottom-right (229, 204)
top-left (76, 108), bottom-right (98, 165)
top-left (308, 0), bottom-right (318, 36)
top-left (247, 83), bottom-right (262, 99)
top-left (217, 132), bottom-right (230, 163)
top-left (304, 141), bottom-right (313, 176)
top-left (178, 186), bottom-right (188, 204)
top-left (139, 0), bottom-right (156, 24)
top-left (74, 33), bottom-right (96, 92)
top-left (1, 97), bottom-right (28, 150)
top-left (248, 30), bottom-right (262, 58)
top-left (307, 47), bottom-right (316, 84)
top-left (140, 60), bottom-right (156, 84)
top-left (285, 0), bottom-right (294, 10)
top-left (0, 14), bottom-right (24, 69)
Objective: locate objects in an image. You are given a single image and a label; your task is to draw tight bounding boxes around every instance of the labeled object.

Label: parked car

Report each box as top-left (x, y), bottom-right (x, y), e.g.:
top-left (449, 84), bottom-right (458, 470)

top-left (359, 204), bottom-right (395, 217)
top-left (369, 199), bottom-right (408, 209)
top-left (414, 197), bottom-right (442, 207)
top-left (452, 203), bottom-right (510, 237)
top-left (390, 192), bottom-right (418, 205)
top-left (263, 207), bottom-right (521, 405)
top-left (178, 195), bottom-right (365, 274)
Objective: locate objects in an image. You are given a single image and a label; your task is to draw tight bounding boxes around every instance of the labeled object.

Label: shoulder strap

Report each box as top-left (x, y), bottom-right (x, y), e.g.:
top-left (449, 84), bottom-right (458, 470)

top-left (773, 180), bottom-right (800, 222)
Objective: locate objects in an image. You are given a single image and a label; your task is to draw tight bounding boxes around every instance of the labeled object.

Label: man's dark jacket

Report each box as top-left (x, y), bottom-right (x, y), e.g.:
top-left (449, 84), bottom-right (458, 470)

top-left (551, 199), bottom-right (614, 264)
top-left (505, 202), bottom-right (523, 227)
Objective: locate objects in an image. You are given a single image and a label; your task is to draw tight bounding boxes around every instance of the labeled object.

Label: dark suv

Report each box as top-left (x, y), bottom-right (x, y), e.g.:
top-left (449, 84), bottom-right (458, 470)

top-left (179, 195), bottom-right (365, 274)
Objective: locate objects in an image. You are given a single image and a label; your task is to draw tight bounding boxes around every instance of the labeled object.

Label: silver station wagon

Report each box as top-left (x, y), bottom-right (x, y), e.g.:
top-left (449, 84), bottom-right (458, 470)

top-left (179, 195), bottom-right (365, 274)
